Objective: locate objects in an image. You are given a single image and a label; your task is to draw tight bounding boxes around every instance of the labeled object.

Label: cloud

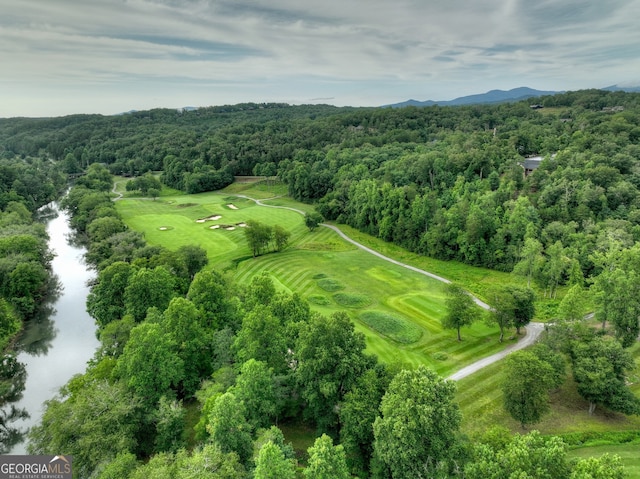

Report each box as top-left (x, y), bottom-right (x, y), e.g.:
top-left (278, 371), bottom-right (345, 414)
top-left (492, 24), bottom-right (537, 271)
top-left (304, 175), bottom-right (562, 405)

top-left (1, 0), bottom-right (640, 116)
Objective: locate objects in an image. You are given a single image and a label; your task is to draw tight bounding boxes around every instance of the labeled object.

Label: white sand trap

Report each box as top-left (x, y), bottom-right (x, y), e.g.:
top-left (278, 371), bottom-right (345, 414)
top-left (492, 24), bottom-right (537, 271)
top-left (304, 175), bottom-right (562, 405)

top-left (209, 215), bottom-right (222, 220)
top-left (226, 226), bottom-right (236, 231)
top-left (159, 227), bottom-right (168, 231)
top-left (196, 219), bottom-right (206, 223)
top-left (238, 223), bottom-right (247, 227)
top-left (209, 225), bottom-right (220, 229)
top-left (226, 204), bottom-right (238, 210)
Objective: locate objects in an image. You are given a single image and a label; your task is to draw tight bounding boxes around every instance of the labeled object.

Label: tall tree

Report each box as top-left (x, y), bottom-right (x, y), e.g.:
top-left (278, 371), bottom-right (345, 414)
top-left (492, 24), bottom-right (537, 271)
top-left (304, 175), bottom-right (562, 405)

top-left (206, 392), bottom-right (253, 466)
top-left (513, 237), bottom-right (544, 287)
top-left (296, 312), bottom-right (375, 431)
top-left (502, 351), bottom-right (555, 428)
top-left (507, 285), bottom-right (536, 335)
top-left (571, 336), bottom-right (640, 415)
top-left (231, 359), bottom-right (278, 429)
top-left (464, 431), bottom-right (570, 479)
top-left (113, 322), bottom-right (184, 408)
top-left (442, 283), bottom-right (476, 341)
top-left (124, 266), bottom-right (176, 322)
top-left (373, 366), bottom-right (461, 479)
top-left (304, 434), bottom-right (350, 479)
top-left (254, 441), bottom-right (296, 479)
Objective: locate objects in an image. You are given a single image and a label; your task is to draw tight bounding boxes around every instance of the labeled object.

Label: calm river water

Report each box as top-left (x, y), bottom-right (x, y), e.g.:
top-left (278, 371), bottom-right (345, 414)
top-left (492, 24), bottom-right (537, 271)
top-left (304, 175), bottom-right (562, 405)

top-left (8, 204), bottom-right (99, 454)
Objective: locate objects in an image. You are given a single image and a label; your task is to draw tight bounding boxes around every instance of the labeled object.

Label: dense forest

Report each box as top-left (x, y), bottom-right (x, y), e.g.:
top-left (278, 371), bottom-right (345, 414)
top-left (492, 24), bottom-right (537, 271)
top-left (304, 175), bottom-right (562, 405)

top-left (1, 89), bottom-right (639, 477)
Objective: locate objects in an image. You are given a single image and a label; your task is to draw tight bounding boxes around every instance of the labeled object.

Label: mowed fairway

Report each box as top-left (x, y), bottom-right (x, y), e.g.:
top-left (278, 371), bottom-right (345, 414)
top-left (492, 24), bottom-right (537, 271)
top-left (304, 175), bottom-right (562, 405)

top-left (116, 190), bottom-right (510, 375)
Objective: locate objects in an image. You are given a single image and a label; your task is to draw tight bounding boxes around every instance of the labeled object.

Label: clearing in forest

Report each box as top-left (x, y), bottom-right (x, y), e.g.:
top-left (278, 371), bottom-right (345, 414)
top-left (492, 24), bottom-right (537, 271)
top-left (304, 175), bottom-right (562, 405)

top-left (116, 189), bottom-right (515, 376)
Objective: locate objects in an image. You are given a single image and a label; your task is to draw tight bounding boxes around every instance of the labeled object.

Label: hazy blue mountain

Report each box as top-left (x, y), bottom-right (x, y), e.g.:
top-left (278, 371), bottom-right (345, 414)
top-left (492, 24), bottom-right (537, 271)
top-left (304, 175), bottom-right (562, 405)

top-left (603, 84), bottom-right (640, 93)
top-left (384, 87), bottom-right (561, 108)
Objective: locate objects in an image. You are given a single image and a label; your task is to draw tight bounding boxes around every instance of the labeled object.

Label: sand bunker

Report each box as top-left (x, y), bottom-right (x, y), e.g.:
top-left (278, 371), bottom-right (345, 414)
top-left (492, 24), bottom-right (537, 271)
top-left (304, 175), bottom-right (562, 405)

top-left (226, 226), bottom-right (236, 231)
top-left (210, 215), bottom-right (222, 220)
top-left (196, 219), bottom-right (206, 223)
top-left (226, 204), bottom-right (238, 210)
top-left (159, 227), bottom-right (168, 231)
top-left (209, 225), bottom-right (220, 229)
top-left (238, 223), bottom-right (247, 227)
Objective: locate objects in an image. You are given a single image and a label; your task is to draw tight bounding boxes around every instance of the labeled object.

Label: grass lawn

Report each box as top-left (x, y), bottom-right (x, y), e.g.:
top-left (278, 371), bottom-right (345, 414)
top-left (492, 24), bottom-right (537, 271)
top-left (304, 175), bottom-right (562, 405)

top-left (567, 444), bottom-right (640, 479)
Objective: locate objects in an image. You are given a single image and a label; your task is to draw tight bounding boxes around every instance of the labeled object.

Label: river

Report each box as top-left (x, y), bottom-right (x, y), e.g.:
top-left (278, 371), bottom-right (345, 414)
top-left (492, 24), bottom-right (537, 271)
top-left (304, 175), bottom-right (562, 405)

top-left (8, 204), bottom-right (99, 454)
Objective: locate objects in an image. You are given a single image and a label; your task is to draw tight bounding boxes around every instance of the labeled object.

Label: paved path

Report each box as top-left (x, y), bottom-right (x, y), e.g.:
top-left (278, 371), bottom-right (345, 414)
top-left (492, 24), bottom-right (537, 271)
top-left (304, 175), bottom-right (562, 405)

top-left (446, 322), bottom-right (545, 381)
top-left (234, 194), bottom-right (545, 379)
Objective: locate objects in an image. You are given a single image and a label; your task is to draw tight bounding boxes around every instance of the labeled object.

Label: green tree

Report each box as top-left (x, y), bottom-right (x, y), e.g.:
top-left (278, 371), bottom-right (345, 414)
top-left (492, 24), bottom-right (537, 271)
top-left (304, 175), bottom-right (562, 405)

top-left (296, 312), bottom-right (375, 431)
top-left (124, 266), bottom-right (176, 322)
top-left (464, 431), bottom-right (570, 479)
top-left (87, 261), bottom-right (135, 328)
top-left (234, 304), bottom-right (287, 373)
top-left (530, 343), bottom-right (566, 390)
top-left (254, 441), bottom-right (296, 479)
top-left (0, 299), bottom-right (20, 351)
top-left (273, 224), bottom-right (291, 251)
top-left (231, 359), bottom-right (277, 429)
top-left (502, 351), bottom-right (555, 428)
top-left (339, 366), bottom-right (390, 477)
top-left (570, 453), bottom-right (626, 479)
top-left (490, 292), bottom-right (514, 343)
top-left (513, 237), bottom-right (544, 287)
top-left (571, 336), bottom-right (640, 415)
top-left (160, 297), bottom-right (210, 396)
top-left (87, 216), bottom-right (126, 243)
top-left (187, 269), bottom-right (240, 330)
top-left (95, 452), bottom-right (139, 479)
top-left (558, 283), bottom-right (587, 322)
top-left (304, 434), bottom-right (350, 479)
top-left (114, 322), bottom-right (184, 408)
top-left (507, 285), bottom-right (536, 335)
top-left (442, 283), bottom-right (476, 341)
top-left (177, 444), bottom-right (245, 479)
top-left (304, 211), bottom-right (323, 231)
top-left (175, 244), bottom-right (208, 281)
top-left (28, 381), bottom-right (141, 479)
top-left (373, 366), bottom-right (461, 479)
top-left (592, 245), bottom-right (640, 347)
top-left (153, 396), bottom-right (186, 454)
top-left (244, 220), bottom-right (274, 256)
top-left (206, 392), bottom-right (253, 466)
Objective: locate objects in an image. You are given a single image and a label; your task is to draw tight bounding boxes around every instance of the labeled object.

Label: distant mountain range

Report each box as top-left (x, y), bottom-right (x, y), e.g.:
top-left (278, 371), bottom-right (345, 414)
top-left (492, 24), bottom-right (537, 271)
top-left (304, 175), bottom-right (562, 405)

top-left (384, 84), bottom-right (640, 108)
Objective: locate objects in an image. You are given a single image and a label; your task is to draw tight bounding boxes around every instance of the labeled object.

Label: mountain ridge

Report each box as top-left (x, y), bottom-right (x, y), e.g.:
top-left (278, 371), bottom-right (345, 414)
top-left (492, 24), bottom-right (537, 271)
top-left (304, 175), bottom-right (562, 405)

top-left (384, 84), bottom-right (640, 108)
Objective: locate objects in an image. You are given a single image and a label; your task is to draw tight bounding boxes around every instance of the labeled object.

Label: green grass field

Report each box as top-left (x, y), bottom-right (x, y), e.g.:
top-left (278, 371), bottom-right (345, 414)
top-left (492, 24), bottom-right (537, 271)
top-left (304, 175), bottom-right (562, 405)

top-left (567, 444), bottom-right (640, 479)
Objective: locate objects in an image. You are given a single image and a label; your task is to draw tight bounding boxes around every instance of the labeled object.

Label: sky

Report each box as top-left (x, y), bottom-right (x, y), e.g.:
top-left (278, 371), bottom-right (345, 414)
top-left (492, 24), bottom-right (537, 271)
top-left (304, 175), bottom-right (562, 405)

top-left (2, 0), bottom-right (640, 118)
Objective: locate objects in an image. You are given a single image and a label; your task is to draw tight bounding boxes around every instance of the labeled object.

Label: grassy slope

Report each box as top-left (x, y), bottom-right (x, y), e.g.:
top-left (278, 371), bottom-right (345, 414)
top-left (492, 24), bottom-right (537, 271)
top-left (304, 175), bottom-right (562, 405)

top-left (456, 340), bottom-right (640, 437)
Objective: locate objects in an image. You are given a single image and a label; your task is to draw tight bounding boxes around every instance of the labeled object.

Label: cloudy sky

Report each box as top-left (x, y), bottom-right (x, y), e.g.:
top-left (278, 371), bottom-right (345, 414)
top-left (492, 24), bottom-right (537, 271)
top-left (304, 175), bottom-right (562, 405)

top-left (2, 0), bottom-right (640, 117)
